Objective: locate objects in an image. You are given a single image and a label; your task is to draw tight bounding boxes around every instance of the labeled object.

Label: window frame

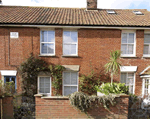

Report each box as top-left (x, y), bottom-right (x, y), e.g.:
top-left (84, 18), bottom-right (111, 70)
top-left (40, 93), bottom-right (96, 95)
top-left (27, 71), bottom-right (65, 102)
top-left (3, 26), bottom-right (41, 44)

top-left (40, 30), bottom-right (55, 56)
top-left (63, 30), bottom-right (78, 56)
top-left (120, 72), bottom-right (136, 94)
top-left (142, 78), bottom-right (150, 96)
top-left (143, 34), bottom-right (150, 57)
top-left (121, 31), bottom-right (136, 57)
top-left (4, 76), bottom-right (17, 90)
top-left (62, 71), bottom-right (79, 96)
top-left (38, 76), bottom-right (51, 96)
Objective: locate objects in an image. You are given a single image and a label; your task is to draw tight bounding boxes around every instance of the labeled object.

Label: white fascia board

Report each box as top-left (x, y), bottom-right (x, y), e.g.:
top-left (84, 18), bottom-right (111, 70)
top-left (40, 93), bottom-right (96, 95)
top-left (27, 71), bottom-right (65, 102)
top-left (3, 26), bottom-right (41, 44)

top-left (140, 75), bottom-right (150, 78)
top-left (0, 70), bottom-right (17, 76)
top-left (1, 24), bottom-right (150, 30)
top-left (120, 66), bottom-right (137, 72)
top-left (140, 66), bottom-right (150, 75)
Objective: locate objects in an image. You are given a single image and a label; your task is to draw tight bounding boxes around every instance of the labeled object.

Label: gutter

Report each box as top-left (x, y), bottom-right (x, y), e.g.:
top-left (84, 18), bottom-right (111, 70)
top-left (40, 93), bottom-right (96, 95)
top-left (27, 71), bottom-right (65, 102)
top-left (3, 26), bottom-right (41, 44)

top-left (1, 24), bottom-right (150, 30)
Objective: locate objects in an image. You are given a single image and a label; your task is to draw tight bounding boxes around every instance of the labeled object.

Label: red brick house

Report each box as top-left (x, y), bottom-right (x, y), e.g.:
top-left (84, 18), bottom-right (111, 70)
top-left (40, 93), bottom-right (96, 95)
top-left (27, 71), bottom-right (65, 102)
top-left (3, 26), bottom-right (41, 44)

top-left (0, 0), bottom-right (150, 97)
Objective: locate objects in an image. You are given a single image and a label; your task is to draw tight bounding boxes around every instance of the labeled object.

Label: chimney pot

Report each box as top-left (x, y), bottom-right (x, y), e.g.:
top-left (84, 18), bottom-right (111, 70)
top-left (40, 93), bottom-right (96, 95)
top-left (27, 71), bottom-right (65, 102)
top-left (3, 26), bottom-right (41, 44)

top-left (87, 0), bottom-right (97, 10)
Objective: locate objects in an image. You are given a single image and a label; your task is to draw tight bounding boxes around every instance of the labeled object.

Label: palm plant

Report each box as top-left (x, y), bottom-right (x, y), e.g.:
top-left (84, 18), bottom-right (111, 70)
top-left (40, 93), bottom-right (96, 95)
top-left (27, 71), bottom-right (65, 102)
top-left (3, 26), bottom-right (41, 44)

top-left (105, 50), bottom-right (121, 85)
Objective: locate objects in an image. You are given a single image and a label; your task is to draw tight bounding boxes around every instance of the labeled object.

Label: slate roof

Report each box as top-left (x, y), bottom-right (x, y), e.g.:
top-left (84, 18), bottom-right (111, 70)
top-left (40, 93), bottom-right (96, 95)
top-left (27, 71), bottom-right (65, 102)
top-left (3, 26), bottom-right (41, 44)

top-left (0, 5), bottom-right (150, 27)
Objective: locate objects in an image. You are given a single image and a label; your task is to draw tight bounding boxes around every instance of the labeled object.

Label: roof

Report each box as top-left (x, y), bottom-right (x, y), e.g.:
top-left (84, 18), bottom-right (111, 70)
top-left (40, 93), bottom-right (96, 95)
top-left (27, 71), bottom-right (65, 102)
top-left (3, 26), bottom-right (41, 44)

top-left (0, 5), bottom-right (150, 27)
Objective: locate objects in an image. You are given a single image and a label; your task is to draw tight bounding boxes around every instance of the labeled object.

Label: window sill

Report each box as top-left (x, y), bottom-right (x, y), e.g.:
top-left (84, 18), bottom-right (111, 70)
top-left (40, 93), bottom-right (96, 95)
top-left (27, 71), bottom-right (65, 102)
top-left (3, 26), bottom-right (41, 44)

top-left (120, 55), bottom-right (137, 58)
top-left (142, 55), bottom-right (150, 58)
top-left (62, 55), bottom-right (79, 57)
top-left (39, 54), bottom-right (56, 57)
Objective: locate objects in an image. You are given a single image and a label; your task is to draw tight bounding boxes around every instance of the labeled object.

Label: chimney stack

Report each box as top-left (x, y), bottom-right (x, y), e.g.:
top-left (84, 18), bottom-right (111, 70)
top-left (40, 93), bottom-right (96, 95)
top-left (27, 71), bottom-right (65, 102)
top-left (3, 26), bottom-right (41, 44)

top-left (87, 0), bottom-right (97, 10)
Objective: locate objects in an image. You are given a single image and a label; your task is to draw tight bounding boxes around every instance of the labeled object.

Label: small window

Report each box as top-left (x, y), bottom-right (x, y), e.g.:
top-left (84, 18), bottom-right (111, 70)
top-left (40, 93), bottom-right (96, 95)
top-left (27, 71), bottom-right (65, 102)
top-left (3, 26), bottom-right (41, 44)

top-left (143, 34), bottom-right (150, 56)
top-left (63, 31), bottom-right (78, 56)
top-left (121, 72), bottom-right (135, 94)
top-left (133, 11), bottom-right (143, 15)
top-left (38, 77), bottom-right (51, 95)
top-left (40, 30), bottom-right (55, 55)
top-left (63, 72), bottom-right (78, 96)
top-left (107, 10), bottom-right (116, 14)
top-left (4, 76), bottom-right (16, 89)
top-left (142, 78), bottom-right (150, 96)
top-left (121, 32), bottom-right (135, 56)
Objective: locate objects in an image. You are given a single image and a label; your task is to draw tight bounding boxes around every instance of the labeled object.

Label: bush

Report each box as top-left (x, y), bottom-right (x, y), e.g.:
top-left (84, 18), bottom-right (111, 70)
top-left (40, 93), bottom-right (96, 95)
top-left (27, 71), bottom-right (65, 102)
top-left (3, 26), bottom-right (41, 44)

top-left (95, 83), bottom-right (129, 95)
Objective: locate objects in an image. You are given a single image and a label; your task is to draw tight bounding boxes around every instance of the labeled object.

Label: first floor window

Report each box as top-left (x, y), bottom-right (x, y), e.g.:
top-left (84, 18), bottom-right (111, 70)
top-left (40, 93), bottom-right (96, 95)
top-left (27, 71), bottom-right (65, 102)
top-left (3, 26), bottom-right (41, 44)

top-left (4, 76), bottom-right (16, 89)
top-left (38, 77), bottom-right (51, 95)
top-left (63, 72), bottom-right (78, 96)
top-left (143, 34), bottom-right (150, 55)
top-left (120, 72), bottom-right (135, 94)
top-left (142, 78), bottom-right (150, 96)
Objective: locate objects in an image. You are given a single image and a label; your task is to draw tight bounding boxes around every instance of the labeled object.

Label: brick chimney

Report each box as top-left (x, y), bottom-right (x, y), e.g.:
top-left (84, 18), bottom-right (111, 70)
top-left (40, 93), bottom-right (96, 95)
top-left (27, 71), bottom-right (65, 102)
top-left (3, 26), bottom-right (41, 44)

top-left (87, 0), bottom-right (97, 10)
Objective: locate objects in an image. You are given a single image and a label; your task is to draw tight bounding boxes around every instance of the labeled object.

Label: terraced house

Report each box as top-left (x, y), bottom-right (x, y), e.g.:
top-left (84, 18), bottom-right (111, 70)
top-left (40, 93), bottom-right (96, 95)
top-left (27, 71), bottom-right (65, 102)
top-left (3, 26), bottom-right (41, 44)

top-left (1, 0), bottom-right (150, 97)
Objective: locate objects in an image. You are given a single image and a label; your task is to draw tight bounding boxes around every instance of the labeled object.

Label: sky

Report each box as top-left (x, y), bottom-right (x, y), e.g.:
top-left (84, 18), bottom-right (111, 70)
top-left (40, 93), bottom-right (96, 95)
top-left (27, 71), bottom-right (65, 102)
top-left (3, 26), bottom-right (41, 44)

top-left (1, 0), bottom-right (150, 11)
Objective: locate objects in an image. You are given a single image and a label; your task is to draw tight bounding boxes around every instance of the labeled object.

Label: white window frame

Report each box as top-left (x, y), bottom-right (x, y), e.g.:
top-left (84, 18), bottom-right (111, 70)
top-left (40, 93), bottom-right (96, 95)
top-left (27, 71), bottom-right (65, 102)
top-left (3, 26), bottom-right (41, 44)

top-left (63, 30), bottom-right (78, 56)
top-left (63, 71), bottom-right (78, 96)
top-left (120, 72), bottom-right (136, 94)
top-left (38, 76), bottom-right (51, 96)
top-left (121, 30), bottom-right (136, 57)
top-left (40, 30), bottom-right (55, 56)
top-left (142, 78), bottom-right (150, 96)
top-left (143, 34), bottom-right (150, 57)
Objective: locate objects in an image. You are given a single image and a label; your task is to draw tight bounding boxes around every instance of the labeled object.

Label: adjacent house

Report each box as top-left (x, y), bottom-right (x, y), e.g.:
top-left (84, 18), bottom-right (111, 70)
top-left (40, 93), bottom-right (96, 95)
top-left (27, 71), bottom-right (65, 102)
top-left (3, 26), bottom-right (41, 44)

top-left (1, 0), bottom-right (150, 97)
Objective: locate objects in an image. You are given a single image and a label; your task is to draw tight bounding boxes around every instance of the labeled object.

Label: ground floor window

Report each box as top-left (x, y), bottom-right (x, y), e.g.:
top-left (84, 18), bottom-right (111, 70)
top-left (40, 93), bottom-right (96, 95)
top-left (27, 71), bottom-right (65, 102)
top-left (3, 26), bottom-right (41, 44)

top-left (4, 76), bottom-right (16, 89)
top-left (38, 77), bottom-right (51, 95)
top-left (63, 72), bottom-right (78, 96)
top-left (142, 78), bottom-right (150, 96)
top-left (120, 72), bottom-right (135, 94)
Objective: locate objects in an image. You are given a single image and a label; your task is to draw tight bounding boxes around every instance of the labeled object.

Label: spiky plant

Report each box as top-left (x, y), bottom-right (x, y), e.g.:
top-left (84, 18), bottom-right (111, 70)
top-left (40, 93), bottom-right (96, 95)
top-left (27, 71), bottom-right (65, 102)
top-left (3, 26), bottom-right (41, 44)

top-left (105, 50), bottom-right (121, 85)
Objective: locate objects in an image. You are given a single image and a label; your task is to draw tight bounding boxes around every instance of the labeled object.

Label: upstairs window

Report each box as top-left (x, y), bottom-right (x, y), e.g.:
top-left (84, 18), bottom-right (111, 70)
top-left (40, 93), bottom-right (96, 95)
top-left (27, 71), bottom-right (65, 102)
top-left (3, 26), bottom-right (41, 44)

top-left (63, 31), bottom-right (78, 56)
top-left (133, 11), bottom-right (143, 15)
top-left (121, 32), bottom-right (136, 56)
top-left (40, 30), bottom-right (55, 55)
top-left (107, 10), bottom-right (116, 14)
top-left (143, 34), bottom-right (150, 56)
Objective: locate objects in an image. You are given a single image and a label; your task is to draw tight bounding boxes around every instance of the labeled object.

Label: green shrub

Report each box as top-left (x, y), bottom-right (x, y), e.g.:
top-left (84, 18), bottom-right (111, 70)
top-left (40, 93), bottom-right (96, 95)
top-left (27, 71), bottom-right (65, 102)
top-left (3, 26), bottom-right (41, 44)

top-left (95, 83), bottom-right (129, 95)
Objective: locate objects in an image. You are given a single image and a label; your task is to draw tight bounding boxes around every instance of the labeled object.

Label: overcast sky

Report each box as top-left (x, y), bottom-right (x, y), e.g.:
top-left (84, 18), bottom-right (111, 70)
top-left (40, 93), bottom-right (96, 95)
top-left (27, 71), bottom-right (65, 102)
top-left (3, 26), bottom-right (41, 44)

top-left (2, 0), bottom-right (150, 11)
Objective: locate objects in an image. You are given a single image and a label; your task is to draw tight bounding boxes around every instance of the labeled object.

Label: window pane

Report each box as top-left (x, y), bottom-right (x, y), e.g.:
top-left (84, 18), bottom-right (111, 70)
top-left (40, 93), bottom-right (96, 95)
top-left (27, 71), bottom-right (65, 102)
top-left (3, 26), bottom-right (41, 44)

top-left (128, 44), bottom-right (133, 54)
top-left (6, 77), bottom-right (10, 82)
top-left (40, 83), bottom-right (44, 87)
top-left (71, 44), bottom-right (77, 54)
top-left (48, 31), bottom-right (55, 42)
top-left (71, 86), bottom-right (77, 93)
top-left (41, 43), bottom-right (48, 54)
top-left (47, 44), bottom-right (54, 54)
top-left (71, 32), bottom-right (77, 42)
top-left (63, 44), bottom-right (71, 55)
top-left (64, 72), bottom-right (70, 84)
top-left (39, 88), bottom-right (44, 93)
top-left (63, 31), bottom-right (71, 43)
top-left (71, 72), bottom-right (77, 85)
top-left (121, 45), bottom-right (127, 54)
top-left (39, 77), bottom-right (50, 94)
top-left (144, 34), bottom-right (150, 43)
top-left (121, 73), bottom-right (126, 84)
top-left (45, 88), bottom-right (50, 93)
top-left (64, 86), bottom-right (71, 96)
top-left (129, 85), bottom-right (133, 94)
top-left (128, 33), bottom-right (134, 43)
top-left (144, 45), bottom-right (149, 54)
top-left (41, 31), bottom-right (47, 42)
top-left (122, 33), bottom-right (127, 43)
top-left (11, 77), bottom-right (15, 83)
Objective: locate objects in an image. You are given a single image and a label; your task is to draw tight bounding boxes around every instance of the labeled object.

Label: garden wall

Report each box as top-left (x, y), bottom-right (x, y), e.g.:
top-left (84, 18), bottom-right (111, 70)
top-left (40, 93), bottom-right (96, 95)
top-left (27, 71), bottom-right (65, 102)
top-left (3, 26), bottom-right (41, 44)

top-left (0, 96), bottom-right (14, 119)
top-left (35, 94), bottom-right (129, 119)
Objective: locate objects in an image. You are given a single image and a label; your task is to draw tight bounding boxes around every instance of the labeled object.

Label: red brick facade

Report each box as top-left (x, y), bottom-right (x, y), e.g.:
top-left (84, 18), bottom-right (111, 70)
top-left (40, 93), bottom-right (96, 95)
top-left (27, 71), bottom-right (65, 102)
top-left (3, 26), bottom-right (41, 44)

top-left (0, 27), bottom-right (149, 96)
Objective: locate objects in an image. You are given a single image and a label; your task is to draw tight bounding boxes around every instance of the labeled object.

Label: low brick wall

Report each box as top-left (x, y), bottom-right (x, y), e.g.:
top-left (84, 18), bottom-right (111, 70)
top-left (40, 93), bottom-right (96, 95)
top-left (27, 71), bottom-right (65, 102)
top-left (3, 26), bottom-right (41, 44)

top-left (0, 96), bottom-right (14, 119)
top-left (35, 94), bottom-right (129, 119)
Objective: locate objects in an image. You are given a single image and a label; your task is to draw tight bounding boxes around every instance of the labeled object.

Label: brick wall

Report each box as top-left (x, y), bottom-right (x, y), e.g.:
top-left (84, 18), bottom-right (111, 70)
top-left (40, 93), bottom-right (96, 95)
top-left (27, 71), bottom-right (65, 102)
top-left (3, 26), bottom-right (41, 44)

top-left (0, 27), bottom-right (149, 96)
top-left (35, 95), bottom-right (129, 119)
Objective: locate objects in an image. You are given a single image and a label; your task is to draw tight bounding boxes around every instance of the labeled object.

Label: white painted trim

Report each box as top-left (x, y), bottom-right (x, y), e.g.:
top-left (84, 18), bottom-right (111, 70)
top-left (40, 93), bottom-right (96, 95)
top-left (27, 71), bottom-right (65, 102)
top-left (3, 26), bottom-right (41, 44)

top-left (63, 30), bottom-right (78, 56)
top-left (62, 71), bottom-right (78, 96)
top-left (120, 66), bottom-right (137, 72)
top-left (140, 75), bottom-right (150, 78)
top-left (0, 70), bottom-right (17, 76)
top-left (40, 30), bottom-right (55, 56)
top-left (140, 66), bottom-right (150, 75)
top-left (121, 31), bottom-right (136, 57)
top-left (1, 24), bottom-right (150, 30)
top-left (38, 76), bottom-right (51, 96)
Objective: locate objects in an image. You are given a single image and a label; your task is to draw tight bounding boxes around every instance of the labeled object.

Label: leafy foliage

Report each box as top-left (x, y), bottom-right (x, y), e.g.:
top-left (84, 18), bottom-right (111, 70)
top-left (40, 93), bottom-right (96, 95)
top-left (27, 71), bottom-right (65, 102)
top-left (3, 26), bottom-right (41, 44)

top-left (95, 83), bottom-right (129, 95)
top-left (69, 92), bottom-right (116, 112)
top-left (79, 71), bottom-right (101, 95)
top-left (0, 80), bottom-right (15, 97)
top-left (17, 54), bottom-right (48, 96)
top-left (105, 50), bottom-right (121, 84)
top-left (49, 65), bottom-right (65, 95)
